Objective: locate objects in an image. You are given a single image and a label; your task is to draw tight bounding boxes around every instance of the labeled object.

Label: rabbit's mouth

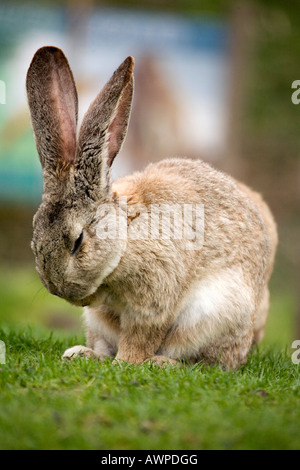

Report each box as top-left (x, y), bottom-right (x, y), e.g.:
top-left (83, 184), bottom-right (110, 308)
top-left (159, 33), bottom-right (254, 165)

top-left (71, 292), bottom-right (98, 307)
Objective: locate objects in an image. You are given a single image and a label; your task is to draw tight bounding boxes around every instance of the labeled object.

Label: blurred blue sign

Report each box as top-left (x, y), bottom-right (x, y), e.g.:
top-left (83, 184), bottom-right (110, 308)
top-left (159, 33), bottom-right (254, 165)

top-left (0, 4), bottom-right (229, 205)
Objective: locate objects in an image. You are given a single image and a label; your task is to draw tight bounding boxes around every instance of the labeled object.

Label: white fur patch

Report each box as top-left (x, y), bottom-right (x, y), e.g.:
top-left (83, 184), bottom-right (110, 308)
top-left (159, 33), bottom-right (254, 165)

top-left (177, 267), bottom-right (254, 329)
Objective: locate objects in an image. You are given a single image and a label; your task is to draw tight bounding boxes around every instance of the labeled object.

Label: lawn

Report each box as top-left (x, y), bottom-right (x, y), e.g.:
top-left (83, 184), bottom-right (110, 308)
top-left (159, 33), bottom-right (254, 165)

top-left (0, 268), bottom-right (299, 450)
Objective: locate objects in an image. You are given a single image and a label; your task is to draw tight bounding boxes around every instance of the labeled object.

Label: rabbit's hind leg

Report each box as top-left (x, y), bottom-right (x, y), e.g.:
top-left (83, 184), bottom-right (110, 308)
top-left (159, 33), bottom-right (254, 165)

top-left (198, 329), bottom-right (254, 370)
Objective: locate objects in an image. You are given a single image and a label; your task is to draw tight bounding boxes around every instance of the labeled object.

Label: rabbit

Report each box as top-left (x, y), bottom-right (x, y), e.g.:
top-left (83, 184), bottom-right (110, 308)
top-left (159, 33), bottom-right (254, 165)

top-left (26, 46), bottom-right (278, 369)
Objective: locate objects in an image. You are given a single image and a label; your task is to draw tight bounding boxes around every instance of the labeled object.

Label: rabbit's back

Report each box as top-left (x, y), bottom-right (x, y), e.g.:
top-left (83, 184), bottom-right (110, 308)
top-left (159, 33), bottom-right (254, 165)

top-left (113, 157), bottom-right (277, 296)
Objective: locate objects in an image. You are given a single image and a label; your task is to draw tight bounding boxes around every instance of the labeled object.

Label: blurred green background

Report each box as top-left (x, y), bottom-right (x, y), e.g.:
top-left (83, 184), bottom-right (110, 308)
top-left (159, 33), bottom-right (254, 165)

top-left (0, 0), bottom-right (299, 349)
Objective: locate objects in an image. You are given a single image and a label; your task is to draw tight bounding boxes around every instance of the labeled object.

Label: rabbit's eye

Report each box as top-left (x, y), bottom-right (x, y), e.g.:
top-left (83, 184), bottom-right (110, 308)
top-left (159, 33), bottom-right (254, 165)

top-left (71, 230), bottom-right (84, 256)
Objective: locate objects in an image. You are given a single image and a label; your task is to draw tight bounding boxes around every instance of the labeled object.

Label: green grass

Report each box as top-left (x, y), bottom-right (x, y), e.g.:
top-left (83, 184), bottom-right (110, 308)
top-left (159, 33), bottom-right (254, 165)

top-left (0, 329), bottom-right (299, 450)
top-left (0, 267), bottom-right (299, 449)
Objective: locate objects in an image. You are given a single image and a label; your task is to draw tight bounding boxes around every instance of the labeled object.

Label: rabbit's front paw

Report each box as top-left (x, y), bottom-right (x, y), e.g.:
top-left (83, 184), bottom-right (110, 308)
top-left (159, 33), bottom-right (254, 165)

top-left (146, 355), bottom-right (181, 367)
top-left (62, 345), bottom-right (98, 360)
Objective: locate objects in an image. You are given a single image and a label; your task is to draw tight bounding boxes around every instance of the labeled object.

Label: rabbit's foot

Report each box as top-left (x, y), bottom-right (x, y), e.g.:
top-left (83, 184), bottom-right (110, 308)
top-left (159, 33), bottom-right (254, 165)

top-left (62, 345), bottom-right (101, 361)
top-left (146, 355), bottom-right (181, 367)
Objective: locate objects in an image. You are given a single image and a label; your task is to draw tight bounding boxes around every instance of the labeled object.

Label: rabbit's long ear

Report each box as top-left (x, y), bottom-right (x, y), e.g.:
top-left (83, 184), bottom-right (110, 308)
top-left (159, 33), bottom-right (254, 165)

top-left (75, 56), bottom-right (134, 199)
top-left (26, 47), bottom-right (78, 181)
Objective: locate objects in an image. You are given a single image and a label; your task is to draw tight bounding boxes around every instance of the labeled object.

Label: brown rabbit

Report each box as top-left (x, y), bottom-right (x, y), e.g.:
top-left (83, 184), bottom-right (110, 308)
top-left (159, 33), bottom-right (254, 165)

top-left (26, 47), bottom-right (277, 369)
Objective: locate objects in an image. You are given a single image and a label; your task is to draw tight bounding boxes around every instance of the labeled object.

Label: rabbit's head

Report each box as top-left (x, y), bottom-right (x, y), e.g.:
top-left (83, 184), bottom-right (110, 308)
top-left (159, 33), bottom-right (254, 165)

top-left (26, 47), bottom-right (134, 305)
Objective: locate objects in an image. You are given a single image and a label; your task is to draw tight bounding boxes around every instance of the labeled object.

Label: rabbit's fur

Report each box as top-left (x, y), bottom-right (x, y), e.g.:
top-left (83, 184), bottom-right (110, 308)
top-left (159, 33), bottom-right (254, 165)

top-left (27, 47), bottom-right (277, 369)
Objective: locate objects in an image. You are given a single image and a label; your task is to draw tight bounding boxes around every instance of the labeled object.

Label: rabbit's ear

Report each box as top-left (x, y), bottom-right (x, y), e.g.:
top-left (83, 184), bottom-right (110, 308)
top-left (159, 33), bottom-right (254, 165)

top-left (26, 47), bottom-right (78, 180)
top-left (75, 56), bottom-right (134, 198)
